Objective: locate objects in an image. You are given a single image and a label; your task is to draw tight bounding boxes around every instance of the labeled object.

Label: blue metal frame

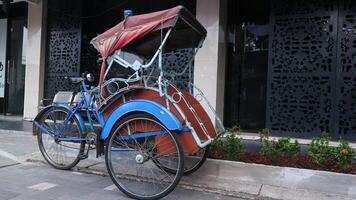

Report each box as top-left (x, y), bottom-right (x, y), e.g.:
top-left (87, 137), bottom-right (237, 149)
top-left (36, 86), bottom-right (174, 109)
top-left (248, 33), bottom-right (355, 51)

top-left (111, 147), bottom-right (135, 152)
top-left (33, 79), bottom-right (184, 147)
top-left (116, 130), bottom-right (167, 141)
top-left (34, 103), bottom-right (87, 133)
top-left (33, 116), bottom-right (87, 143)
top-left (100, 99), bottom-right (183, 140)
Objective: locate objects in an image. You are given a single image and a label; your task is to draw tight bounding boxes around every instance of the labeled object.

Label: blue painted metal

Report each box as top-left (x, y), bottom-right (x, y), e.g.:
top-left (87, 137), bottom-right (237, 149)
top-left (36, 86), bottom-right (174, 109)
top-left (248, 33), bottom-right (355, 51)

top-left (34, 104), bottom-right (87, 133)
top-left (116, 130), bottom-right (167, 141)
top-left (33, 121), bottom-right (85, 142)
top-left (94, 110), bottom-right (105, 126)
top-left (111, 147), bottom-right (135, 152)
top-left (100, 99), bottom-right (183, 140)
top-left (53, 103), bottom-right (87, 133)
top-left (179, 127), bottom-right (190, 132)
top-left (57, 137), bottom-right (86, 142)
top-left (114, 128), bottom-right (190, 141)
top-left (33, 121), bottom-right (56, 137)
top-left (124, 10), bottom-right (133, 17)
top-left (92, 99), bottom-right (105, 126)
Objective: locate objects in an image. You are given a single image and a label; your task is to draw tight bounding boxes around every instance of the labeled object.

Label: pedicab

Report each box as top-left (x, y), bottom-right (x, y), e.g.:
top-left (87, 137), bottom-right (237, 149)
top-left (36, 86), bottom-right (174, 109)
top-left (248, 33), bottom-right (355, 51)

top-left (33, 5), bottom-right (225, 200)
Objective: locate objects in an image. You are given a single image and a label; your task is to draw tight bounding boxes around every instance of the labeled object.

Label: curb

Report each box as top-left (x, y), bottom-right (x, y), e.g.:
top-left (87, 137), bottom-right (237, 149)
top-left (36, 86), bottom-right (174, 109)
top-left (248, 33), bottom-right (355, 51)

top-left (67, 158), bottom-right (356, 200)
top-left (73, 164), bottom-right (260, 200)
top-left (259, 184), bottom-right (356, 200)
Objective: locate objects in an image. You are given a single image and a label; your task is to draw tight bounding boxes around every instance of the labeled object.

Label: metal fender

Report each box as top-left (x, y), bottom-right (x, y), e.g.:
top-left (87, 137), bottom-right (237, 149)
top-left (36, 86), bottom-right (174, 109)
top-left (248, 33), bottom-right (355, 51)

top-left (33, 104), bottom-right (87, 135)
top-left (100, 99), bottom-right (183, 140)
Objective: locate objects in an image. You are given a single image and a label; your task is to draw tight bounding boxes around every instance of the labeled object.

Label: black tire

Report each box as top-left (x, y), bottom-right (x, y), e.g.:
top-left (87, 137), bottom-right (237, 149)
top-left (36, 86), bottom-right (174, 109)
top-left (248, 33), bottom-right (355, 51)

top-left (37, 107), bottom-right (85, 170)
top-left (183, 145), bottom-right (209, 175)
top-left (105, 113), bottom-right (184, 200)
top-left (154, 145), bottom-right (209, 176)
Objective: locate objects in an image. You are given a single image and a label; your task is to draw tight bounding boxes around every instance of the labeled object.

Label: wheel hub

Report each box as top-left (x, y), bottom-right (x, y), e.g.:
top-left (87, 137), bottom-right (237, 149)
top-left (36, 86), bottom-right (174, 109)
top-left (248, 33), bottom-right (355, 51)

top-left (135, 154), bottom-right (144, 164)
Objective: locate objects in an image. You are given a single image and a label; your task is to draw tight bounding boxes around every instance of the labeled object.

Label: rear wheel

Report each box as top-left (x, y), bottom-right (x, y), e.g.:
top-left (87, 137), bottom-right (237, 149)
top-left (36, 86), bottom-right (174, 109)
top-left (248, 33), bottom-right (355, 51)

top-left (36, 107), bottom-right (85, 170)
top-left (154, 144), bottom-right (209, 175)
top-left (183, 145), bottom-right (209, 175)
top-left (105, 113), bottom-right (184, 200)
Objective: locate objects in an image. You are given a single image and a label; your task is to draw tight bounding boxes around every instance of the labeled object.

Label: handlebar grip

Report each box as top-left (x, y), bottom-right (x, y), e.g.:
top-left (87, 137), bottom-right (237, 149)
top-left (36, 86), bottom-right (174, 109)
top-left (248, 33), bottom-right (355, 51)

top-left (64, 76), bottom-right (84, 84)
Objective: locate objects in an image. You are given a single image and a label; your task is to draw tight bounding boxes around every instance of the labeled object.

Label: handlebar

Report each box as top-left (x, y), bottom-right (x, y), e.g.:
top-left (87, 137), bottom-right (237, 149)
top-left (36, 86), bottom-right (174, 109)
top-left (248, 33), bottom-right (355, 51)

top-left (64, 76), bottom-right (84, 84)
top-left (65, 72), bottom-right (95, 84)
top-left (64, 73), bottom-right (97, 95)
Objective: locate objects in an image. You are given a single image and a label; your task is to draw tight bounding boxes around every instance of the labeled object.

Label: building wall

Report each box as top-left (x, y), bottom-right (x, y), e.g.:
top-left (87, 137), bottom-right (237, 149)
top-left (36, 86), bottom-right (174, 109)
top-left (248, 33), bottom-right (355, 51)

top-left (23, 0), bottom-right (47, 120)
top-left (194, 0), bottom-right (227, 122)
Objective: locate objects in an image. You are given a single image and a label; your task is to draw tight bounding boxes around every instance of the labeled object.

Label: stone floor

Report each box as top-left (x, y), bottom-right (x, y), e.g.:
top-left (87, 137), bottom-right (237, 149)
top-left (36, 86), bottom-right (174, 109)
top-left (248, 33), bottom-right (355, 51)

top-left (0, 115), bottom-right (32, 132)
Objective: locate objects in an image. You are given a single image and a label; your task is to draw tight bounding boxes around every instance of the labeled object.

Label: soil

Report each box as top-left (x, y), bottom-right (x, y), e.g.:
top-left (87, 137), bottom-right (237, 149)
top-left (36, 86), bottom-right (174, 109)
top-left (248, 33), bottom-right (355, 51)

top-left (209, 148), bottom-right (356, 175)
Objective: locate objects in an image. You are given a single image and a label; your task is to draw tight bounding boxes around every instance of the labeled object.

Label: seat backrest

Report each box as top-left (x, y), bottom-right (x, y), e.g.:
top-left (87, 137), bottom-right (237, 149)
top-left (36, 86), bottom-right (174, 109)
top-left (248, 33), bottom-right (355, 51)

top-left (72, 92), bottom-right (91, 105)
top-left (53, 91), bottom-right (74, 104)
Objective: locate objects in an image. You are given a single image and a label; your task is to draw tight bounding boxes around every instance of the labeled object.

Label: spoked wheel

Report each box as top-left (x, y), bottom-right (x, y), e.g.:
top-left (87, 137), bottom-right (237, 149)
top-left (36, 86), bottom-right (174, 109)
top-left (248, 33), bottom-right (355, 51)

top-left (183, 145), bottom-right (209, 175)
top-left (105, 113), bottom-right (184, 200)
top-left (37, 107), bottom-right (85, 170)
top-left (154, 144), bottom-right (209, 176)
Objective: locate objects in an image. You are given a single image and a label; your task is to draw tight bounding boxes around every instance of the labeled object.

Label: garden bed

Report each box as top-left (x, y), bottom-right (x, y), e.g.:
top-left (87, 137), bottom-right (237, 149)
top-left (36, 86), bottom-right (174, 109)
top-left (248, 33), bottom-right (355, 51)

top-left (228, 152), bottom-right (356, 175)
top-left (209, 128), bottom-right (356, 175)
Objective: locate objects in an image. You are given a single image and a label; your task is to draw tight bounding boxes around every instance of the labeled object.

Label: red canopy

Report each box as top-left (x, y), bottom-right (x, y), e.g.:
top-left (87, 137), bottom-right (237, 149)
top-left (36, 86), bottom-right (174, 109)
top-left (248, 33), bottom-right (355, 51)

top-left (91, 5), bottom-right (184, 59)
top-left (91, 5), bottom-right (206, 97)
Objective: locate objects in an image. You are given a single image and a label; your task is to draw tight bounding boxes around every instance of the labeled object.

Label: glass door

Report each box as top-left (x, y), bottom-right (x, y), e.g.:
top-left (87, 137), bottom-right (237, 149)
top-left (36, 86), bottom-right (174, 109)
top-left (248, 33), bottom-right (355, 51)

top-left (5, 18), bottom-right (27, 115)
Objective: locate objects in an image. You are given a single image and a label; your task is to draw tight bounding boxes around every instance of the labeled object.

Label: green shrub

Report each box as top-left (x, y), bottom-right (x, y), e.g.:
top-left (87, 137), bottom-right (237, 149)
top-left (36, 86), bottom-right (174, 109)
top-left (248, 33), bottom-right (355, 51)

top-left (259, 128), bottom-right (272, 156)
top-left (308, 134), bottom-right (334, 165)
top-left (308, 134), bottom-right (355, 167)
top-left (210, 138), bottom-right (225, 159)
top-left (210, 127), bottom-right (244, 160)
top-left (259, 128), bottom-right (300, 157)
top-left (270, 138), bottom-right (300, 157)
top-left (225, 132), bottom-right (244, 160)
top-left (332, 139), bottom-right (355, 167)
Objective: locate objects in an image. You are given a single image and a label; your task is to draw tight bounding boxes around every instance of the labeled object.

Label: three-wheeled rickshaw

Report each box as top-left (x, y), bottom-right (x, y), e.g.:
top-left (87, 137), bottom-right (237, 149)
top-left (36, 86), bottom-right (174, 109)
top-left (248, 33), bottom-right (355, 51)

top-left (33, 5), bottom-right (225, 200)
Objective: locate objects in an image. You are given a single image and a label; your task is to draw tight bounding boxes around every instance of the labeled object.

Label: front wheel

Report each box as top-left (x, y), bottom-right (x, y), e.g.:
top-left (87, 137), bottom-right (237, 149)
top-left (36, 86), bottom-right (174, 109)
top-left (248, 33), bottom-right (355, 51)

top-left (36, 107), bottom-right (85, 170)
top-left (105, 113), bottom-right (184, 200)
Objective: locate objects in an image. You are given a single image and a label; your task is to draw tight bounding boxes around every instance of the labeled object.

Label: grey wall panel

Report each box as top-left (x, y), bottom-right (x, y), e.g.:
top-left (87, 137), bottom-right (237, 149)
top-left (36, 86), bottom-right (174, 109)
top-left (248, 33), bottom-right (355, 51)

top-left (0, 19), bottom-right (7, 98)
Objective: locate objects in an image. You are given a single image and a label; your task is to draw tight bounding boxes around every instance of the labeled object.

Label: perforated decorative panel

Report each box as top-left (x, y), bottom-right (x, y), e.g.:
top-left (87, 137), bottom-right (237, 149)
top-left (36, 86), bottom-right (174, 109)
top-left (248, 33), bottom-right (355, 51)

top-left (148, 48), bottom-right (195, 91)
top-left (336, 0), bottom-right (356, 136)
top-left (267, 0), bottom-right (338, 136)
top-left (44, 0), bottom-right (82, 98)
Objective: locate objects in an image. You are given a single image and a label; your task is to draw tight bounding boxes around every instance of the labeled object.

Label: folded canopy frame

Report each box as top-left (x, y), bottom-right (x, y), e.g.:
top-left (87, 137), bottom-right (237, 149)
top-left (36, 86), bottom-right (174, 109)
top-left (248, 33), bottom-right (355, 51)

top-left (90, 5), bottom-right (207, 98)
top-left (91, 5), bottom-right (206, 59)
